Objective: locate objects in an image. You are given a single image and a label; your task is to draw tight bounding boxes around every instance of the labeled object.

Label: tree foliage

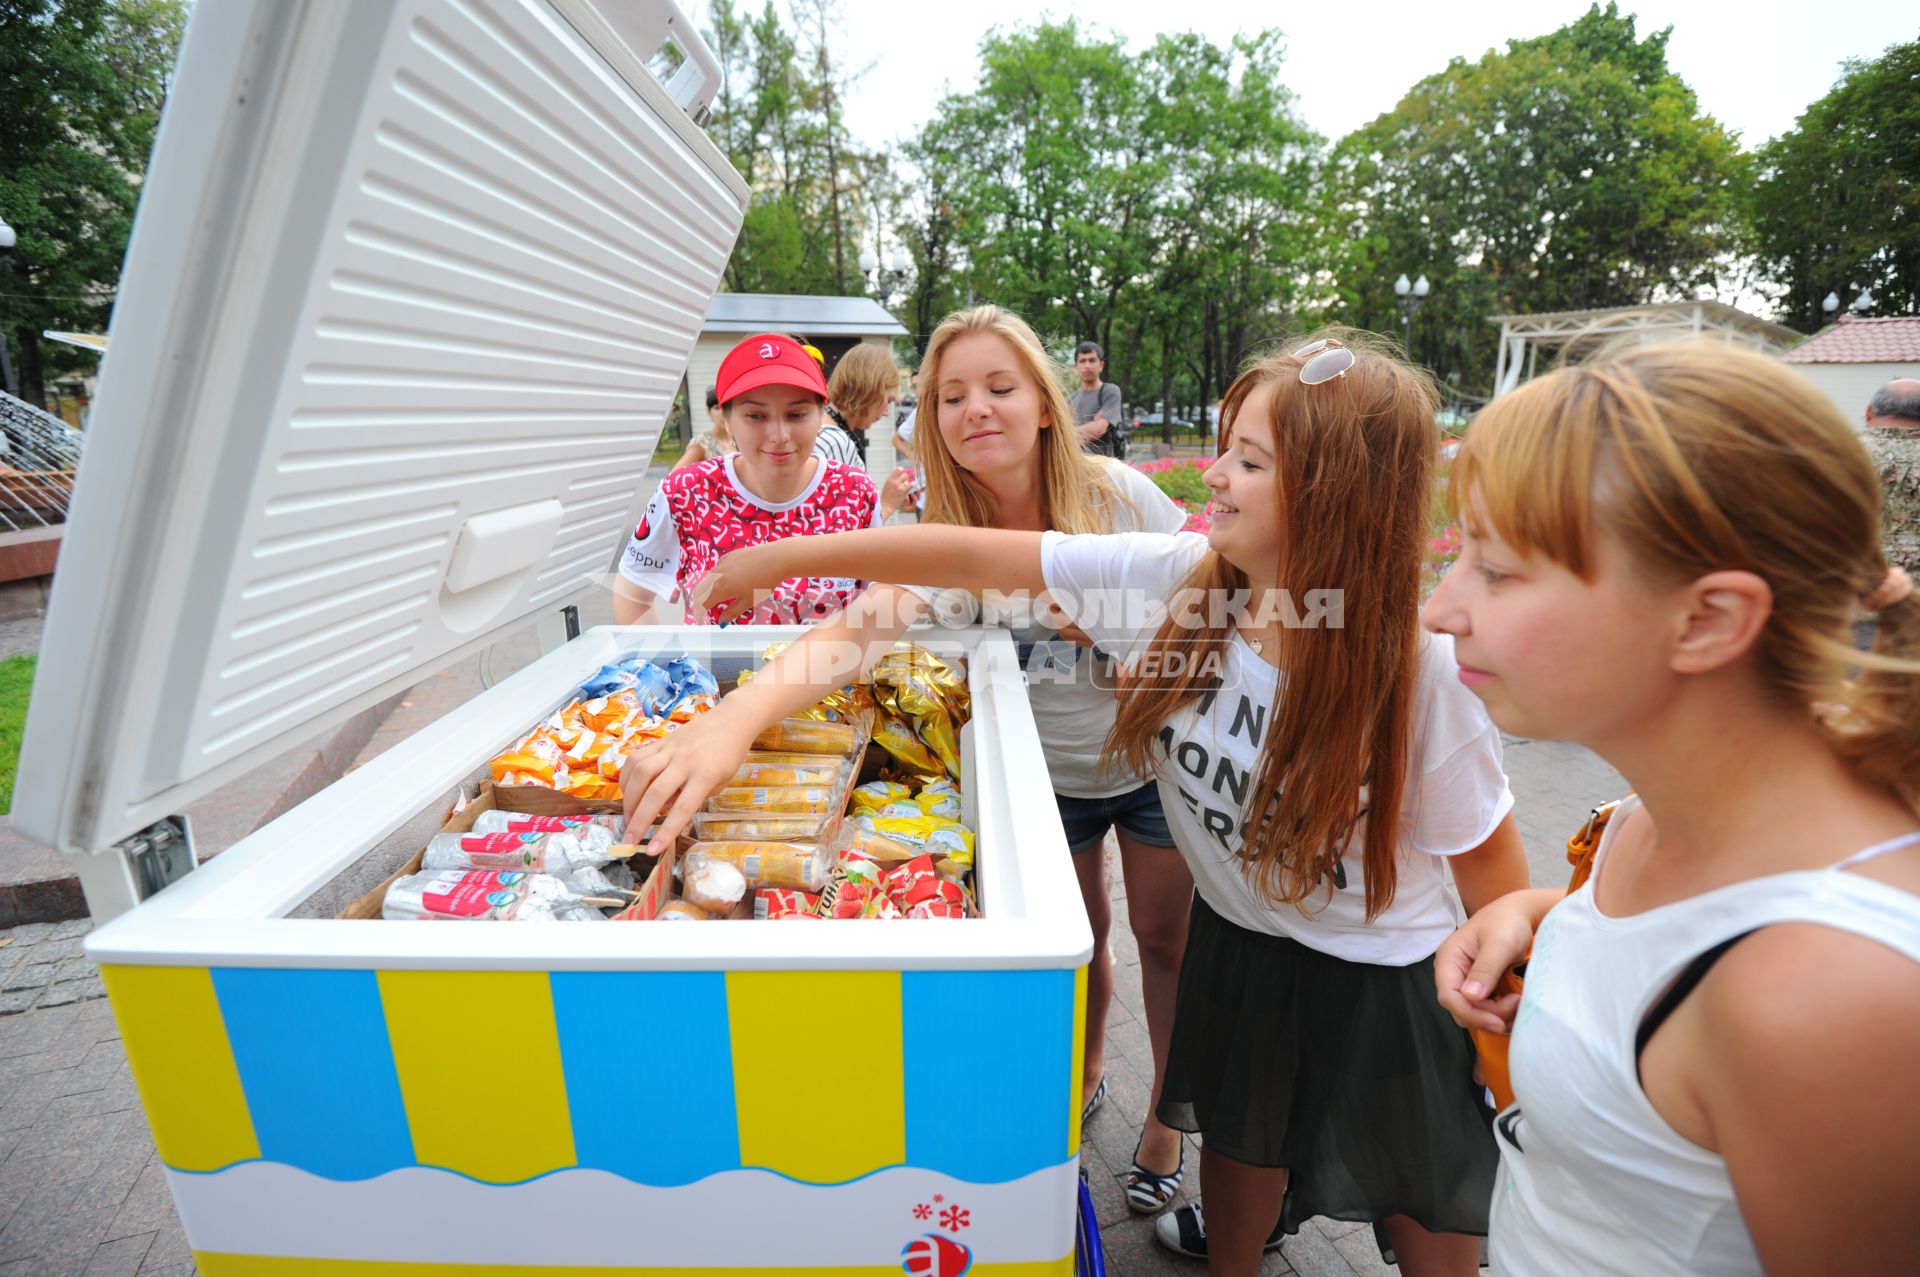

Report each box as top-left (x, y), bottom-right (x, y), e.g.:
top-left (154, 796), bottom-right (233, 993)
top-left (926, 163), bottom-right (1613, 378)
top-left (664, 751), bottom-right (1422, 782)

top-left (902, 21), bottom-right (1317, 423)
top-left (699, 4), bottom-right (1905, 409)
top-left (0, 0), bottom-right (186, 406)
top-left (1319, 3), bottom-right (1746, 396)
top-left (1747, 39), bottom-right (1920, 332)
top-left (703, 0), bottom-right (879, 297)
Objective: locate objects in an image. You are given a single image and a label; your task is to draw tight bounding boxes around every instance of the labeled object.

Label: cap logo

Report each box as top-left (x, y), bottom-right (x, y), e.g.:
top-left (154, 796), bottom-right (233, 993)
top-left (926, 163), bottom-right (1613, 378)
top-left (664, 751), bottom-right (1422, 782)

top-left (759, 342), bottom-right (780, 359)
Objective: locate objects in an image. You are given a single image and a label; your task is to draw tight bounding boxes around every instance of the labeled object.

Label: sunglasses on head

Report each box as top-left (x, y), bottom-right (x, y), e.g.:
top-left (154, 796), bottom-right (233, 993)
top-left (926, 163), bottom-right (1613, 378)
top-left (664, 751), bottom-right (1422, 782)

top-left (1297, 338), bottom-right (1355, 386)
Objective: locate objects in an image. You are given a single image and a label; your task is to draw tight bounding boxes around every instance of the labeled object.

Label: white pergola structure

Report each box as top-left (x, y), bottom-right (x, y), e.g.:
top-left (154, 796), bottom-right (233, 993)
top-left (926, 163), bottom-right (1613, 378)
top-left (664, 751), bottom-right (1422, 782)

top-left (1489, 301), bottom-right (1802, 398)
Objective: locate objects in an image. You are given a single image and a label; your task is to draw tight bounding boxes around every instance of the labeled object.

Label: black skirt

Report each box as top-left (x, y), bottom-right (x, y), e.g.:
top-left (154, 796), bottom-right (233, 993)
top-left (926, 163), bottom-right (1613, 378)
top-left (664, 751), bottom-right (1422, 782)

top-left (1157, 894), bottom-right (1498, 1238)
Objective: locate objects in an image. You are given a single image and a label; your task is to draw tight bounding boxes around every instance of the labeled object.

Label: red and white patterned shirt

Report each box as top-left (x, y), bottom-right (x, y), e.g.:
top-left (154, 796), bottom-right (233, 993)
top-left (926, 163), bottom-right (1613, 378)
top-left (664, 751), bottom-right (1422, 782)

top-left (619, 454), bottom-right (881, 624)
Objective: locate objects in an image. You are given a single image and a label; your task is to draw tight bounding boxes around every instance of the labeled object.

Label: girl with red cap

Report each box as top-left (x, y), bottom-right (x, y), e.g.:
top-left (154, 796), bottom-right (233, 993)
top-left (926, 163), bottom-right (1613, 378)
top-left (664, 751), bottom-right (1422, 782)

top-left (613, 332), bottom-right (883, 625)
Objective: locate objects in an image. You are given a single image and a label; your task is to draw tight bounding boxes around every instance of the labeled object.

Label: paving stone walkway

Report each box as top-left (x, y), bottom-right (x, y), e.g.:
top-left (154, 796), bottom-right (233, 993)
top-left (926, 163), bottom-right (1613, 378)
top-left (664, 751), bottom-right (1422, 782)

top-left (0, 921), bottom-right (104, 1017)
top-left (0, 957), bottom-right (189, 1275)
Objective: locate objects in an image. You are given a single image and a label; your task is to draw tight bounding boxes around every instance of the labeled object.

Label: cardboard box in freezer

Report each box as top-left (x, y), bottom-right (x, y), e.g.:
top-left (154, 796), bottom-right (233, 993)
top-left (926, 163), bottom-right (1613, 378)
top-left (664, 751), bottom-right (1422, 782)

top-left (9, 2), bottom-right (1095, 1272)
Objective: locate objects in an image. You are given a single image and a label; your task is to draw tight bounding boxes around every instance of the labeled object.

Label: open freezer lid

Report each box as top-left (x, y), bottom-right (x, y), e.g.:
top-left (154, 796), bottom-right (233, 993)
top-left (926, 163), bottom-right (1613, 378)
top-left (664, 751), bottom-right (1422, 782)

top-left (14, 0), bottom-right (749, 857)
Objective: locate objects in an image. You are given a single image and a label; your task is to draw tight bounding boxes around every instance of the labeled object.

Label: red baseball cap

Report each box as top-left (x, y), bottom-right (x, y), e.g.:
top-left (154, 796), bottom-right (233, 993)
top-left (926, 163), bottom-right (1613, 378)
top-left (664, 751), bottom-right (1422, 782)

top-left (715, 333), bottom-right (829, 405)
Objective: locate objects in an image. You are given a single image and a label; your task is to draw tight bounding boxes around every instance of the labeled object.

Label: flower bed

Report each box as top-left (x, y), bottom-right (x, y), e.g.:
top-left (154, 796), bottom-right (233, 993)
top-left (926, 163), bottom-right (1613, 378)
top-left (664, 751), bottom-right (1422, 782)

top-left (1133, 457), bottom-right (1212, 532)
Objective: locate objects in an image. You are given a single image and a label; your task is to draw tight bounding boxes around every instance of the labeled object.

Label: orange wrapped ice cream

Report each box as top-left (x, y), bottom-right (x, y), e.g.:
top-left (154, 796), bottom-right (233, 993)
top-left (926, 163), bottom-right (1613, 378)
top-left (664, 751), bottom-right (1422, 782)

top-left (750, 717), bottom-right (859, 755)
top-left (559, 772), bottom-right (622, 801)
top-left (691, 813), bottom-right (827, 841)
top-left (490, 734), bottom-right (562, 786)
top-left (707, 786), bottom-right (835, 815)
top-left (688, 841), bottom-right (828, 892)
top-left (729, 760), bottom-right (842, 787)
top-left (577, 690), bottom-right (640, 733)
top-left (846, 827), bottom-right (920, 866)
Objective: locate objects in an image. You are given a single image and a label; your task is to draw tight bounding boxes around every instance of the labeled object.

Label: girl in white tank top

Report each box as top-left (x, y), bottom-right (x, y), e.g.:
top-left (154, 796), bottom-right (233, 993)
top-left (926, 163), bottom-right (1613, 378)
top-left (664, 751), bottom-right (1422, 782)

top-left (1418, 344), bottom-right (1920, 1274)
top-left (1491, 800), bottom-right (1920, 1274)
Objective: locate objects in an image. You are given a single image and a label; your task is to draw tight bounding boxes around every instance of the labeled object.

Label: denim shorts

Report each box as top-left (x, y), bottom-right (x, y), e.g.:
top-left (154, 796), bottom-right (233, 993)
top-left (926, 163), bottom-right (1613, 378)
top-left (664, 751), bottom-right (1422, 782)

top-left (1055, 782), bottom-right (1177, 854)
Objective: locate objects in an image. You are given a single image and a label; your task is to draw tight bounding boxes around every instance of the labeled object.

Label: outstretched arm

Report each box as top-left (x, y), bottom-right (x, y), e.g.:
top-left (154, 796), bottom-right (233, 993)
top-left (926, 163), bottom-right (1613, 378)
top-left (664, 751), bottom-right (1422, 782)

top-left (621, 584), bottom-right (928, 850)
top-left (695, 525), bottom-right (1048, 624)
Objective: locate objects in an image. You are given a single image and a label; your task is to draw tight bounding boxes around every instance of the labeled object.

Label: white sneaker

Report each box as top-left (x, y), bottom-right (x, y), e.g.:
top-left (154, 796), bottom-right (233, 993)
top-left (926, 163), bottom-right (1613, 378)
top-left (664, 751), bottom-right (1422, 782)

top-left (1153, 1202), bottom-right (1286, 1260)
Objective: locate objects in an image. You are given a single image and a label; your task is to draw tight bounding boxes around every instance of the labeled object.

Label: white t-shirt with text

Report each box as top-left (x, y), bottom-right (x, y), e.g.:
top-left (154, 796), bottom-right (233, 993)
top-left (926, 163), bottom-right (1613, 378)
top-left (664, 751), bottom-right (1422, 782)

top-left (1039, 529), bottom-right (1514, 964)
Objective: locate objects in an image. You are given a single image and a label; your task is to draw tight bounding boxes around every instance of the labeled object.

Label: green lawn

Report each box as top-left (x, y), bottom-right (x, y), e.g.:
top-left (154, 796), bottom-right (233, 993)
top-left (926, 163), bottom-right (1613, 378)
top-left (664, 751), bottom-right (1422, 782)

top-left (0, 654), bottom-right (36, 815)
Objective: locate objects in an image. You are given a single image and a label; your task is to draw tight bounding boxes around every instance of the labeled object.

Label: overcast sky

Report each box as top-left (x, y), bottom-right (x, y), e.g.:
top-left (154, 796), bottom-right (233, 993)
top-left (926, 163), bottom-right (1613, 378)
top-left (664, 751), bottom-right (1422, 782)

top-left (692, 0), bottom-right (1914, 164)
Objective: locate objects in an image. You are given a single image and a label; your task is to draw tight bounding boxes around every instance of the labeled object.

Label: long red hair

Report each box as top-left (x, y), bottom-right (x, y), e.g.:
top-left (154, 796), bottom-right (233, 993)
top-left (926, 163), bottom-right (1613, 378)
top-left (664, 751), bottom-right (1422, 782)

top-left (1104, 330), bottom-right (1439, 919)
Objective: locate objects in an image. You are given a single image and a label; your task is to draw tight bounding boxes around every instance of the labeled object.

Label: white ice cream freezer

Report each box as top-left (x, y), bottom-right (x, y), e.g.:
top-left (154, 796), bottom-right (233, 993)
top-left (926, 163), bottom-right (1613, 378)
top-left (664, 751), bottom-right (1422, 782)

top-left (11, 3), bottom-right (1094, 1273)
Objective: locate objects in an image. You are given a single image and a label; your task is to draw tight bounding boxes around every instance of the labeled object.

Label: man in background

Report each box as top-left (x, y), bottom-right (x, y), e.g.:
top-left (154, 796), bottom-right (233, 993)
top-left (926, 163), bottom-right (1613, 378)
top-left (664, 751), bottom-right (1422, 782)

top-left (1865, 378), bottom-right (1920, 427)
top-left (1863, 377), bottom-right (1920, 572)
top-left (1069, 341), bottom-right (1125, 460)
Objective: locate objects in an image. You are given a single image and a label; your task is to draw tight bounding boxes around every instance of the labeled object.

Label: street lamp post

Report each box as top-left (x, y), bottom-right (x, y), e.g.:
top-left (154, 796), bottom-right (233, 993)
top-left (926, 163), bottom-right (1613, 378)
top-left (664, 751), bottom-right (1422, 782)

top-left (0, 217), bottom-right (16, 399)
top-left (860, 241), bottom-right (911, 308)
top-left (1822, 288), bottom-right (1874, 321)
top-left (1394, 272), bottom-right (1430, 360)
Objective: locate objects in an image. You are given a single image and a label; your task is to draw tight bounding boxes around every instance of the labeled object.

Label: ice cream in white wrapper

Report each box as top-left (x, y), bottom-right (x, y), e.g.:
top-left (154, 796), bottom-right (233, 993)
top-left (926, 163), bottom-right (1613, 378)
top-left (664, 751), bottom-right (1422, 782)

top-left (468, 809), bottom-right (625, 852)
top-left (382, 870), bottom-right (622, 921)
top-left (422, 829), bottom-right (636, 876)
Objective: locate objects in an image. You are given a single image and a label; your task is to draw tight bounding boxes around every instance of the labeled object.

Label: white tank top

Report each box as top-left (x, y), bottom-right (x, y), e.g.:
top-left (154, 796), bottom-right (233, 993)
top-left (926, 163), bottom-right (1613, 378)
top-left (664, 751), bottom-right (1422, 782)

top-left (1490, 796), bottom-right (1920, 1276)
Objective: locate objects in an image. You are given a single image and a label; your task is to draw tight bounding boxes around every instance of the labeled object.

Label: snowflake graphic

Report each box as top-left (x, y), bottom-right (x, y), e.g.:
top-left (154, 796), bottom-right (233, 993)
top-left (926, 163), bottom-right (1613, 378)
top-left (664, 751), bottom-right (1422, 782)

top-left (932, 1194), bottom-right (944, 1203)
top-left (940, 1205), bottom-right (971, 1232)
top-left (912, 1203), bottom-right (932, 1220)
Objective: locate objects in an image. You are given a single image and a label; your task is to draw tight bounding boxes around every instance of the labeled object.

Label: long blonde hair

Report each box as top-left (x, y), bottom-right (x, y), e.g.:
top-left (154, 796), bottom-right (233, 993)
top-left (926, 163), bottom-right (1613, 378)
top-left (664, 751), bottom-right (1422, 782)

top-left (913, 306), bottom-right (1126, 534)
top-left (1455, 342), bottom-right (1920, 809)
top-left (1105, 329), bottom-right (1439, 919)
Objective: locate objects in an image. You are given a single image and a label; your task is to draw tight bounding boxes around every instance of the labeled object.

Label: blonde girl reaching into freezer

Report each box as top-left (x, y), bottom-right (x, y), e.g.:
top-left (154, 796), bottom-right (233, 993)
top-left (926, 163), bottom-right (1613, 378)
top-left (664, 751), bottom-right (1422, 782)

top-left (622, 305), bottom-right (1200, 1212)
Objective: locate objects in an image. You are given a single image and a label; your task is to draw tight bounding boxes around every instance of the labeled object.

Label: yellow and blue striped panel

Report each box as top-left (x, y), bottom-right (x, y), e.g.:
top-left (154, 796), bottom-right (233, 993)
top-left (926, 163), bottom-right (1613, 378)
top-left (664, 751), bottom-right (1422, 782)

top-left (113, 963), bottom-right (1083, 1187)
top-left (550, 971), bottom-right (739, 1183)
top-left (903, 969), bottom-right (1078, 1183)
top-left (728, 969), bottom-right (907, 1182)
top-left (100, 965), bottom-right (259, 1172)
top-left (210, 968), bottom-right (414, 1179)
top-left (379, 970), bottom-right (576, 1182)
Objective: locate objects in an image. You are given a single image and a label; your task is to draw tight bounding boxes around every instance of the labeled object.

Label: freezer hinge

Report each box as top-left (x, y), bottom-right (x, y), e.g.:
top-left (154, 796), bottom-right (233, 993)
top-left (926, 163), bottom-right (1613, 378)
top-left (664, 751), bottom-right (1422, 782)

top-left (119, 816), bottom-right (196, 898)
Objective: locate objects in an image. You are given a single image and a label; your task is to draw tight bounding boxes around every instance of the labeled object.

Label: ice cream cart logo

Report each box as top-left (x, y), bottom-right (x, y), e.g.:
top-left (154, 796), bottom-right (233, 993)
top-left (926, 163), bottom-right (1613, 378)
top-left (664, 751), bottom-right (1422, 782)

top-left (901, 1232), bottom-right (972, 1277)
top-left (901, 1194), bottom-right (972, 1276)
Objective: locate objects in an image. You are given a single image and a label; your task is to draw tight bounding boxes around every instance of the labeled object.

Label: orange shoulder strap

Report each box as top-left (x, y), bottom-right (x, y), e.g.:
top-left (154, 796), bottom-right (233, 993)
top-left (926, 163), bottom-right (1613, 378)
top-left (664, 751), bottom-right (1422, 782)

top-left (1565, 798), bottom-right (1625, 894)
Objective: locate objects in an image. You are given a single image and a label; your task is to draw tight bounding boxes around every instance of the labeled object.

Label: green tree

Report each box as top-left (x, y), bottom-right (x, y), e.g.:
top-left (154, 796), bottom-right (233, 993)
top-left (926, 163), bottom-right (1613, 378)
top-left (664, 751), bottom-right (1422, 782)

top-left (907, 22), bottom-right (1158, 355)
top-left (703, 0), bottom-right (880, 298)
top-left (1747, 40), bottom-right (1920, 331)
top-left (1321, 3), bottom-right (1746, 395)
top-left (904, 21), bottom-right (1318, 419)
top-left (1126, 31), bottom-right (1319, 437)
top-left (0, 0), bottom-right (186, 406)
